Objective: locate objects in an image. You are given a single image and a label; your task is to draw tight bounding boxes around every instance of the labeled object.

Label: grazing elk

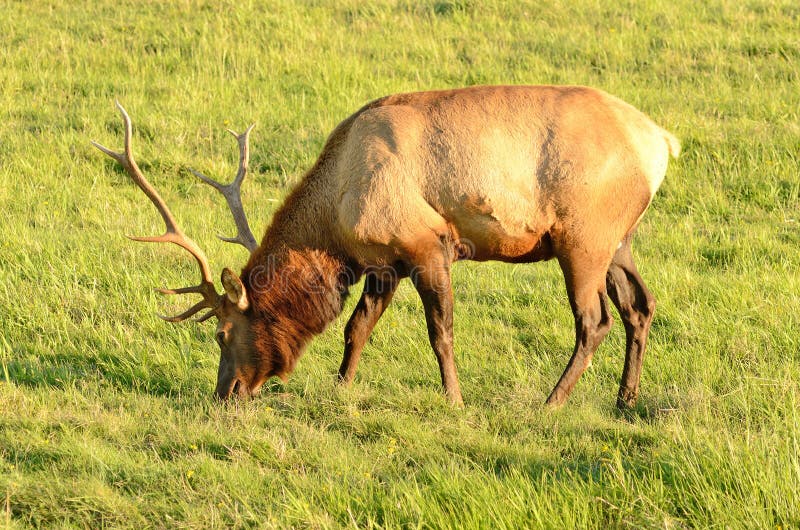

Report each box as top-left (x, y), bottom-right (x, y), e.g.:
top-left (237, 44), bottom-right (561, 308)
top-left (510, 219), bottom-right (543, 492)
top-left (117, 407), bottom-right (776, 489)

top-left (94, 85), bottom-right (679, 408)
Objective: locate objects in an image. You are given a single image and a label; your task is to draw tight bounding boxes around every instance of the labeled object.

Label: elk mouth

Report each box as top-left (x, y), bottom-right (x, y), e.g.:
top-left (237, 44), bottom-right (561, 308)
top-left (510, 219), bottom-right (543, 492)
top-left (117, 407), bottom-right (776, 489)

top-left (216, 377), bottom-right (245, 400)
top-left (217, 376), bottom-right (265, 400)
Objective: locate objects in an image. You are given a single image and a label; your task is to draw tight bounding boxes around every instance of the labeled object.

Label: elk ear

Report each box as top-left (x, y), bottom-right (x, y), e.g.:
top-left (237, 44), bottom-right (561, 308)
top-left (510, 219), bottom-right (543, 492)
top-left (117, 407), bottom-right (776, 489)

top-left (221, 268), bottom-right (249, 311)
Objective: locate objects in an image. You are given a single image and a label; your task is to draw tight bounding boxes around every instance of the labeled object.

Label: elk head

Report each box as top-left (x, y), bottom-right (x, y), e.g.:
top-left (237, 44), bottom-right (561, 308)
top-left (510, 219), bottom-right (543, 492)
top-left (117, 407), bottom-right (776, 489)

top-left (93, 102), bottom-right (267, 399)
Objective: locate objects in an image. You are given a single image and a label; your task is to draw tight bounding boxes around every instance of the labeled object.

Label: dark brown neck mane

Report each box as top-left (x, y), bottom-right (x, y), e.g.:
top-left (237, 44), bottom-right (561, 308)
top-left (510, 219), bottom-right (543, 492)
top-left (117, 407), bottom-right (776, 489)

top-left (236, 109), bottom-right (369, 377)
top-left (240, 244), bottom-right (354, 377)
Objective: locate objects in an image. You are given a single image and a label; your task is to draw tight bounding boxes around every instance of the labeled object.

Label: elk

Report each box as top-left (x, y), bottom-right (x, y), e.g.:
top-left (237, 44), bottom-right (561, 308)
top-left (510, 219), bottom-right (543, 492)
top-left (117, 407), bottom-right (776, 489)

top-left (94, 85), bottom-right (679, 408)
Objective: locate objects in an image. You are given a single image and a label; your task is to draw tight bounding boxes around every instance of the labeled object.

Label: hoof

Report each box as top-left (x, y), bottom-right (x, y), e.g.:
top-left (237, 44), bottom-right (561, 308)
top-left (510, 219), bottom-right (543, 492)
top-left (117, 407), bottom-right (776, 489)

top-left (616, 388), bottom-right (638, 409)
top-left (545, 388), bottom-right (568, 407)
top-left (446, 392), bottom-right (464, 408)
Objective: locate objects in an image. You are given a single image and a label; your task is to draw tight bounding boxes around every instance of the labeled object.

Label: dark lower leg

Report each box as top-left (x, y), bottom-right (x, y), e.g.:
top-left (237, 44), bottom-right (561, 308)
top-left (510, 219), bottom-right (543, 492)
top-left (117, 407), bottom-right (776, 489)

top-left (546, 291), bottom-right (613, 406)
top-left (338, 274), bottom-right (399, 384)
top-left (412, 264), bottom-right (463, 405)
top-left (606, 246), bottom-right (655, 408)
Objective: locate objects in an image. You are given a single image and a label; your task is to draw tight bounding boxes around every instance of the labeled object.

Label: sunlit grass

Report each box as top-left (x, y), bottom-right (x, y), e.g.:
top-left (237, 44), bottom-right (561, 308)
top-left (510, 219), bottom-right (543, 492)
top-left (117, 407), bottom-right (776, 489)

top-left (1, 0), bottom-right (799, 527)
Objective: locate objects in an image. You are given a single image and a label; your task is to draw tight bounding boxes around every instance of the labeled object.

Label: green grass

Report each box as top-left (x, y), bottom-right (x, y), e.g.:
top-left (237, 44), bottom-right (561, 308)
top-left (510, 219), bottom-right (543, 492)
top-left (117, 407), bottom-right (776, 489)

top-left (1, 0), bottom-right (799, 527)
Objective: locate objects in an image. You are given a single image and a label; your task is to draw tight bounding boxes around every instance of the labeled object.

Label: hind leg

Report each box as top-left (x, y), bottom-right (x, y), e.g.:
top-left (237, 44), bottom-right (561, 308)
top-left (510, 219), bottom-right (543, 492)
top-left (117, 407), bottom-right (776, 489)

top-left (546, 252), bottom-right (615, 406)
top-left (606, 237), bottom-right (656, 408)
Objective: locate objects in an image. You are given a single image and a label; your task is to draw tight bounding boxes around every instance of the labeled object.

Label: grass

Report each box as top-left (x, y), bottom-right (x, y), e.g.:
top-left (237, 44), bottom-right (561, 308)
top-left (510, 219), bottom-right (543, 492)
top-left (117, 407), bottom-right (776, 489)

top-left (1, 0), bottom-right (799, 527)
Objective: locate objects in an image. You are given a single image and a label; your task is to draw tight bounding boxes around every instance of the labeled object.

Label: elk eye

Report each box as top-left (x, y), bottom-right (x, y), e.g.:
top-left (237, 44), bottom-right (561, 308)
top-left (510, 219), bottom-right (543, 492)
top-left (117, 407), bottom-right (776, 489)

top-left (216, 331), bottom-right (226, 346)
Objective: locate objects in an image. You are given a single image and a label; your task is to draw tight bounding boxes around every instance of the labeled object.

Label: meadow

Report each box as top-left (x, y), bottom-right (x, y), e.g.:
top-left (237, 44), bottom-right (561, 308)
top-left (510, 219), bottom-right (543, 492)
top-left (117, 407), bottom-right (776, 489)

top-left (1, 0), bottom-right (799, 527)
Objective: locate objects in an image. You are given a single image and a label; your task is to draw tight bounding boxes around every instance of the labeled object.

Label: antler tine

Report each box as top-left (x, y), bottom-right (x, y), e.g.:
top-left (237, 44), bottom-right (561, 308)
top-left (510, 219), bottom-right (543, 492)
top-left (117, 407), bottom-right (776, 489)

top-left (190, 124), bottom-right (258, 253)
top-left (195, 308), bottom-right (218, 323)
top-left (93, 102), bottom-right (220, 322)
top-left (158, 299), bottom-right (217, 323)
top-left (227, 124), bottom-right (256, 186)
top-left (156, 285), bottom-right (209, 295)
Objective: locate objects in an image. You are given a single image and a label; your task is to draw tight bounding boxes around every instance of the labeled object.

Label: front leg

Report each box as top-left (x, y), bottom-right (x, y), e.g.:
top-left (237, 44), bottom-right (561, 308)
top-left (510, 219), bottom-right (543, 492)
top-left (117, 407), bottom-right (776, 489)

top-left (411, 260), bottom-right (463, 406)
top-left (338, 273), bottom-right (399, 384)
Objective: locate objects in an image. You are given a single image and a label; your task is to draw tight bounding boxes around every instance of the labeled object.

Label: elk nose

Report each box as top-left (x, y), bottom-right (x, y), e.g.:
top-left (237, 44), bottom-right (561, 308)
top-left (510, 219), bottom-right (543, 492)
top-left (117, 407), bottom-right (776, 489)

top-left (215, 386), bottom-right (231, 401)
top-left (215, 379), bottom-right (235, 401)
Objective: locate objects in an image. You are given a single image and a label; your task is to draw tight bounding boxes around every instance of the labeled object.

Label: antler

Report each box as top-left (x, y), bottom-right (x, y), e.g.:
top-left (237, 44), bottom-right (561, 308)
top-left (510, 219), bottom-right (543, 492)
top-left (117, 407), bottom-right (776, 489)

top-left (92, 102), bottom-right (221, 322)
top-left (190, 125), bottom-right (258, 253)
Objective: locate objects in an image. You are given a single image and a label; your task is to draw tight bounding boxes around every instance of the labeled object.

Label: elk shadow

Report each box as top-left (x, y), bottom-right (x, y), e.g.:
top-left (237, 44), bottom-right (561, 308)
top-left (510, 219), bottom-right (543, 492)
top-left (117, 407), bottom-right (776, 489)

top-left (420, 420), bottom-right (678, 507)
top-left (2, 349), bottom-right (202, 399)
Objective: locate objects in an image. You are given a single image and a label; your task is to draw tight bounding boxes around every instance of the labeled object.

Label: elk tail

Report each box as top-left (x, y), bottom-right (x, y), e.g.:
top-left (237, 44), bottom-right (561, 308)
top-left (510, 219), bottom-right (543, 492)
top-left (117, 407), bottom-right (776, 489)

top-left (662, 129), bottom-right (681, 158)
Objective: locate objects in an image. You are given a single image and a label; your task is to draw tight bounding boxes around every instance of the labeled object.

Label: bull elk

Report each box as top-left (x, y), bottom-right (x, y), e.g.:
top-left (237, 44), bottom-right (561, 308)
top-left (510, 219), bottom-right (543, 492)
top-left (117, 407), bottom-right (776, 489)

top-left (93, 85), bottom-right (679, 408)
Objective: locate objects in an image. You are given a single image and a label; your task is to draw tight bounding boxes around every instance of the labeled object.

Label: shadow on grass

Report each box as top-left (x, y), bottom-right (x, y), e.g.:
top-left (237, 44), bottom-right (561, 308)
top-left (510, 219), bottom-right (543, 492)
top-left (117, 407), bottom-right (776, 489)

top-left (2, 350), bottom-right (301, 414)
top-left (3, 352), bottom-right (195, 399)
top-left (613, 394), bottom-right (685, 425)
